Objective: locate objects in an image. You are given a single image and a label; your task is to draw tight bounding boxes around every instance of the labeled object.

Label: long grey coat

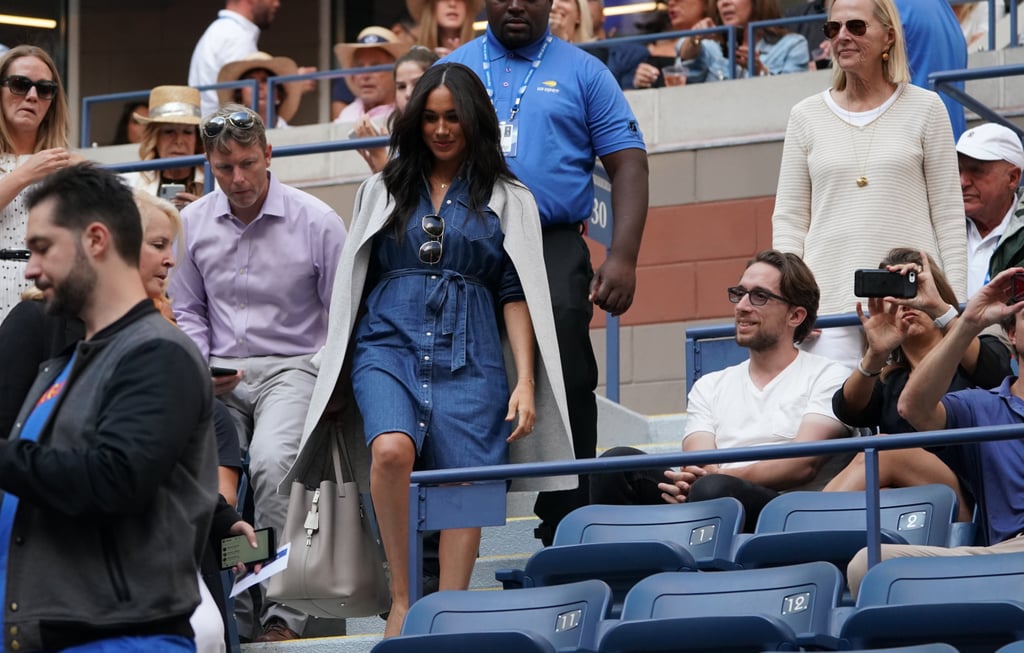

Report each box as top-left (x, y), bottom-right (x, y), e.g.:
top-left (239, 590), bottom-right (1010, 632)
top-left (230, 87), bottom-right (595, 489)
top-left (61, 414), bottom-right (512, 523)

top-left (282, 173), bottom-right (576, 494)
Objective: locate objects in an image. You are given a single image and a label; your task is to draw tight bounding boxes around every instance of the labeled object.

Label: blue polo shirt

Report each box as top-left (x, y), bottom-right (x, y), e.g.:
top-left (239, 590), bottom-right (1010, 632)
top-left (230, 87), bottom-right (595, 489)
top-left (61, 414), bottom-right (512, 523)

top-left (445, 28), bottom-right (646, 226)
top-left (894, 0), bottom-right (967, 139)
top-left (940, 377), bottom-right (1024, 544)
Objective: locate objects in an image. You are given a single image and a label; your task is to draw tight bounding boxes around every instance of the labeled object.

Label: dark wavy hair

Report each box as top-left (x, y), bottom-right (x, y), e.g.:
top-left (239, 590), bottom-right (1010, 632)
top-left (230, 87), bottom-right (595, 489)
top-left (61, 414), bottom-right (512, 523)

top-left (748, 249), bottom-right (820, 344)
top-left (381, 62), bottom-right (513, 234)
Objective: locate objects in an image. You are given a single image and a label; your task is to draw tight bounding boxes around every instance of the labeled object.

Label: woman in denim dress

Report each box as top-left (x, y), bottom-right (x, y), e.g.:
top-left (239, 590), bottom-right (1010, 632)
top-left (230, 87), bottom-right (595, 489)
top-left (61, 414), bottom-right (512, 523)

top-left (349, 63), bottom-right (541, 637)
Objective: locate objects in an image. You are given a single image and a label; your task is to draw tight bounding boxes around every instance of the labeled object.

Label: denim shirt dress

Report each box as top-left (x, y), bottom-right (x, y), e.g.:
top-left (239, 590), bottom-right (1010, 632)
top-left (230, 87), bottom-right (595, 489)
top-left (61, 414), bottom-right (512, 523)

top-left (351, 177), bottom-right (525, 470)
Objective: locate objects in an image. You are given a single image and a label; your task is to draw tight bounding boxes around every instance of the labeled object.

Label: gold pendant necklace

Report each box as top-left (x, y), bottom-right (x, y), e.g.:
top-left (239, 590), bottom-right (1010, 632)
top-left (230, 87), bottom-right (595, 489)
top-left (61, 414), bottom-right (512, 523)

top-left (842, 93), bottom-right (883, 188)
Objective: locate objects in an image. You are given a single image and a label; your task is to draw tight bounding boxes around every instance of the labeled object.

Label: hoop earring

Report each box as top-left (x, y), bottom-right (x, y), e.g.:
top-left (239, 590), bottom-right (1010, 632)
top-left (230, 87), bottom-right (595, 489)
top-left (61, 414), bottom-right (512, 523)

top-left (882, 50), bottom-right (890, 61)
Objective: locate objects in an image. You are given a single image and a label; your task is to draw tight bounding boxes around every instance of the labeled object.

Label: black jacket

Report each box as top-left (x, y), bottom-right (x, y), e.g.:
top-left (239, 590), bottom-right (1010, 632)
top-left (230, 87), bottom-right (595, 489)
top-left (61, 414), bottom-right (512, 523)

top-left (0, 302), bottom-right (217, 652)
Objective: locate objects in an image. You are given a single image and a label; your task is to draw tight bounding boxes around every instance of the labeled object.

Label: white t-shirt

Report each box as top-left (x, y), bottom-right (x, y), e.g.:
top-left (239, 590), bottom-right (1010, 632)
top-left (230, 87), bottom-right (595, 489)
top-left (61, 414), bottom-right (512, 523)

top-left (683, 349), bottom-right (850, 470)
top-left (188, 10), bottom-right (260, 118)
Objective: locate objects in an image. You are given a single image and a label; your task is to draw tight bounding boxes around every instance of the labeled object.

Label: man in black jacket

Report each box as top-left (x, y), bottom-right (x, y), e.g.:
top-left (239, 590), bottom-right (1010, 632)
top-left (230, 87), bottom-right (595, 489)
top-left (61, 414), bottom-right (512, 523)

top-left (0, 164), bottom-right (217, 653)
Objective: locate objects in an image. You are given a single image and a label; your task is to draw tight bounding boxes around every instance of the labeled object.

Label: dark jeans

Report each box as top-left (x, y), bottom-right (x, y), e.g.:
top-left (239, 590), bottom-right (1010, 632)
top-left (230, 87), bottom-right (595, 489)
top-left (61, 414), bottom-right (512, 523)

top-left (533, 225), bottom-right (599, 545)
top-left (589, 446), bottom-right (779, 532)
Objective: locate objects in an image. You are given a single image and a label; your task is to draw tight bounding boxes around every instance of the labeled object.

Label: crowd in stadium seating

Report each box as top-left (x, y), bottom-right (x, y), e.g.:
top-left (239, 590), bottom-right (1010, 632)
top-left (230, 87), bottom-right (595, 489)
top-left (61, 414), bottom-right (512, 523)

top-left (1, 0), bottom-right (1024, 651)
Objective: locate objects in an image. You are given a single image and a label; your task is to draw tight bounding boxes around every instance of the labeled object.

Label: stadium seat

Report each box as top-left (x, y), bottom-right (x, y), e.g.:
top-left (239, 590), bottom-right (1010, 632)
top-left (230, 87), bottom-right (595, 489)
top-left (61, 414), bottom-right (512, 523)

top-left (396, 579), bottom-right (612, 653)
top-left (496, 499), bottom-right (744, 599)
top-left (553, 498), bottom-right (745, 569)
top-left (498, 540), bottom-right (697, 617)
top-left (371, 630), bottom-right (557, 653)
top-left (837, 552), bottom-right (1024, 652)
top-left (731, 485), bottom-right (968, 571)
top-left (598, 562), bottom-right (845, 653)
top-left (998, 641), bottom-right (1024, 653)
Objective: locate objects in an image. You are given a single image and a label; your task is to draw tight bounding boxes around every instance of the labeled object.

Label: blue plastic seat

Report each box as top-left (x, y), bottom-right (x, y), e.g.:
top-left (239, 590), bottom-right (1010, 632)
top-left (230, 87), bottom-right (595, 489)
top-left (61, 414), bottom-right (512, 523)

top-left (598, 562), bottom-right (845, 653)
top-left (503, 540), bottom-right (697, 618)
top-left (371, 630), bottom-right (557, 653)
top-left (397, 579), bottom-right (612, 653)
top-left (496, 499), bottom-right (744, 606)
top-left (776, 646), bottom-right (957, 653)
top-left (554, 498), bottom-right (745, 569)
top-left (837, 551), bottom-right (1024, 652)
top-left (732, 485), bottom-right (967, 570)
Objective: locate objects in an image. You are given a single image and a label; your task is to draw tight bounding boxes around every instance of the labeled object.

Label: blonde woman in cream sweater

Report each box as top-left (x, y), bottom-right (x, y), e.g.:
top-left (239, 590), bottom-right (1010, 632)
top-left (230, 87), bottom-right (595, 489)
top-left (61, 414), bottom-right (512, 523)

top-left (772, 0), bottom-right (965, 366)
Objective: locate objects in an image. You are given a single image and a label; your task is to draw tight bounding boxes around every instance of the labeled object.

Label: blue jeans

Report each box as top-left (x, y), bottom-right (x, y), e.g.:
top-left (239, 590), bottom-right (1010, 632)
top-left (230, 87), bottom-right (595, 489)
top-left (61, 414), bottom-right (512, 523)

top-left (57, 635), bottom-right (194, 653)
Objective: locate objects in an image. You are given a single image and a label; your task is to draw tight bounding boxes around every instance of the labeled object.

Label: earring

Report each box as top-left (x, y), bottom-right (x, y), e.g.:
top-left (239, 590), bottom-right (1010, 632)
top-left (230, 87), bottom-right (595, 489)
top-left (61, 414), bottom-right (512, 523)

top-left (882, 50), bottom-right (890, 61)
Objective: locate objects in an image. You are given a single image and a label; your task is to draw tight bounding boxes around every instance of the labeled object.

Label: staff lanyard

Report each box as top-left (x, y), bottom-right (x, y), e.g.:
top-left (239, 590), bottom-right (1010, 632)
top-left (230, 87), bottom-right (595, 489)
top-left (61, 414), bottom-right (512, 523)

top-left (481, 34), bottom-right (553, 123)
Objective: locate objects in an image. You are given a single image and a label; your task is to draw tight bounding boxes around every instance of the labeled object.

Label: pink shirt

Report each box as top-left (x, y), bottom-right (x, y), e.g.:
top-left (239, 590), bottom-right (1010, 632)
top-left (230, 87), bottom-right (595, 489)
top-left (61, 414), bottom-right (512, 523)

top-left (334, 99), bottom-right (395, 125)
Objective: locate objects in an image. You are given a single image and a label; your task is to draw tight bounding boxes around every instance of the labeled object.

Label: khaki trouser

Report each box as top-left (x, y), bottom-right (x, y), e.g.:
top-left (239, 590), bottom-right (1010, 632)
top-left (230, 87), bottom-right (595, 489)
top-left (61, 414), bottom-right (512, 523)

top-left (847, 531), bottom-right (1024, 598)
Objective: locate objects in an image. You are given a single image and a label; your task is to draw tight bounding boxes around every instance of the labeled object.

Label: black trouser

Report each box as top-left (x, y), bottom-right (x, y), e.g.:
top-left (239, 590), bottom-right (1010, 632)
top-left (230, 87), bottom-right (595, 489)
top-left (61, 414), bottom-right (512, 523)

top-left (533, 225), bottom-right (599, 545)
top-left (589, 446), bottom-right (779, 533)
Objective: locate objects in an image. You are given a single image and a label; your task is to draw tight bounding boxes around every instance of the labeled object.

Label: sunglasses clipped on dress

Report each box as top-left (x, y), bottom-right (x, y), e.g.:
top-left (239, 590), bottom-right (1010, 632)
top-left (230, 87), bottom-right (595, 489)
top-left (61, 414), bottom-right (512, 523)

top-left (419, 214), bottom-right (444, 265)
top-left (822, 19), bottom-right (869, 39)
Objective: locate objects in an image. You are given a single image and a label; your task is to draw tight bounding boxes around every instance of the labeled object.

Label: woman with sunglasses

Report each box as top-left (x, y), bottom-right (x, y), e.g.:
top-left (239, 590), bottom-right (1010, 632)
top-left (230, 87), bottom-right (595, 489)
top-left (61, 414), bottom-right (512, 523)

top-left (772, 0), bottom-right (965, 366)
top-left (291, 62), bottom-right (573, 637)
top-left (0, 45), bottom-right (75, 322)
top-left (823, 248), bottom-right (1010, 521)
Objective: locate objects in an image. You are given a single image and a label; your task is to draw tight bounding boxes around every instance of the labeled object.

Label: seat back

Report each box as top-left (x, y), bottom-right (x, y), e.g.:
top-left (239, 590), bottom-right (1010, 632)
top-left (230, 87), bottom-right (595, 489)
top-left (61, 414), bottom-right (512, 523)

top-left (401, 579), bottom-right (612, 652)
top-left (856, 551), bottom-right (1024, 607)
top-left (620, 562), bottom-right (844, 637)
top-left (554, 498), bottom-right (744, 567)
top-left (522, 541), bottom-right (697, 618)
top-left (754, 485), bottom-right (959, 546)
top-left (372, 630), bottom-right (557, 653)
top-left (839, 552), bottom-right (1024, 652)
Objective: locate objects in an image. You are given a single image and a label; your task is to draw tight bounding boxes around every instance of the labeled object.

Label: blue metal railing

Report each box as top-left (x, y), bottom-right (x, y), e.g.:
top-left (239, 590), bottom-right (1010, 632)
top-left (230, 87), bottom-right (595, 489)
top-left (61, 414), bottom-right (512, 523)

top-left (81, 79), bottom-right (260, 149)
top-left (929, 62), bottom-right (1024, 137)
top-left (404, 421), bottom-right (1024, 602)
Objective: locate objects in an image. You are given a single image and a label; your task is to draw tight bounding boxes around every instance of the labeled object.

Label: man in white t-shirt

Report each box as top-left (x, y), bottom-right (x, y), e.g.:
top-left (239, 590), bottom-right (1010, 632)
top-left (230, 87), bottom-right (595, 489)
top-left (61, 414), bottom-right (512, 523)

top-left (189, 0), bottom-right (315, 119)
top-left (958, 122), bottom-right (1024, 297)
top-left (591, 250), bottom-right (851, 530)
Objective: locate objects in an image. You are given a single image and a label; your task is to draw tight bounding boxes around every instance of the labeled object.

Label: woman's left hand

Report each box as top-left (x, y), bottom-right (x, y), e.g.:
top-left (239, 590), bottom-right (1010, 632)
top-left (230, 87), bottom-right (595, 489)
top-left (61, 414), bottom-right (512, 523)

top-left (887, 253), bottom-right (948, 318)
top-left (506, 379), bottom-right (536, 442)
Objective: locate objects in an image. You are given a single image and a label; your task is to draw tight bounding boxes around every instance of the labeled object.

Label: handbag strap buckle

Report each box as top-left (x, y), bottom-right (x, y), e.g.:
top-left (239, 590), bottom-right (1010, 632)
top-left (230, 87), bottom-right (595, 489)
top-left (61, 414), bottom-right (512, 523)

top-left (304, 488), bottom-right (321, 546)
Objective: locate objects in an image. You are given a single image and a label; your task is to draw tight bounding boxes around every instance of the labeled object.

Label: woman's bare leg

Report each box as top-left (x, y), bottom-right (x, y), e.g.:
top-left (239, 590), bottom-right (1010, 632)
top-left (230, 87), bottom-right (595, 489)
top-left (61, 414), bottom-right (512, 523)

top-left (370, 432), bottom-right (416, 638)
top-left (438, 527), bottom-right (482, 591)
top-left (824, 448), bottom-right (972, 521)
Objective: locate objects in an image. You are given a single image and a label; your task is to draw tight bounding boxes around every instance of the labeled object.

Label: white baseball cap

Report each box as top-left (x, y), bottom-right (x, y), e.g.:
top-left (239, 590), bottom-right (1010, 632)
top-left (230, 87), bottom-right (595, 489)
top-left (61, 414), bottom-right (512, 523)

top-left (956, 123), bottom-right (1024, 170)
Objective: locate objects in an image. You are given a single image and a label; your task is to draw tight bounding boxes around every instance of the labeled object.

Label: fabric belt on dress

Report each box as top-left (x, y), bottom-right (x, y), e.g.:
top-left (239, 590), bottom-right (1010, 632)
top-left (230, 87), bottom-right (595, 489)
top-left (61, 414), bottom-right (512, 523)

top-left (379, 268), bottom-right (484, 372)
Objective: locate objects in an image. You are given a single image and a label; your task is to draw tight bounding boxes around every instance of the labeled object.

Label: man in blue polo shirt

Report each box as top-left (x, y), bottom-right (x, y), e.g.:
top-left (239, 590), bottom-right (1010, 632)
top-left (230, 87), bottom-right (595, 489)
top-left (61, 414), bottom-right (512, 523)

top-left (445, 0), bottom-right (650, 544)
top-left (846, 264), bottom-right (1024, 597)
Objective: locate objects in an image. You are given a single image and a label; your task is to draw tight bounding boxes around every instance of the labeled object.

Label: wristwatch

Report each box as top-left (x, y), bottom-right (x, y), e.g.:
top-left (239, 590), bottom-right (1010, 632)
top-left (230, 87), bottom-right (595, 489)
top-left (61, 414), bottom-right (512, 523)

top-left (933, 305), bottom-right (958, 330)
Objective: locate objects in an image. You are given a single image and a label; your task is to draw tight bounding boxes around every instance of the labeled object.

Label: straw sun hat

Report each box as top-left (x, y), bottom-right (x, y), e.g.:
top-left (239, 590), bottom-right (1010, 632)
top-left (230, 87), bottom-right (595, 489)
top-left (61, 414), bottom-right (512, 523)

top-left (334, 27), bottom-right (412, 94)
top-left (133, 85), bottom-right (201, 125)
top-left (216, 51), bottom-right (303, 123)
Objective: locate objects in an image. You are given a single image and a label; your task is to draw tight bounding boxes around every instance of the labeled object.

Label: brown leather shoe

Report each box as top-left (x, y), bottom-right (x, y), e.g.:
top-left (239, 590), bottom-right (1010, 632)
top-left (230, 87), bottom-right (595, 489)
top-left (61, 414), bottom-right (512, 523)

top-left (255, 618), bottom-right (300, 642)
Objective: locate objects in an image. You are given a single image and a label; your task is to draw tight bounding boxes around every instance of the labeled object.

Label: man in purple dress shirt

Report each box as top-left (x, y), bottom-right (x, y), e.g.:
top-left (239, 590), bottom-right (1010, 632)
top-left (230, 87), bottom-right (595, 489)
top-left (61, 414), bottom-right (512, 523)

top-left (168, 104), bottom-right (347, 642)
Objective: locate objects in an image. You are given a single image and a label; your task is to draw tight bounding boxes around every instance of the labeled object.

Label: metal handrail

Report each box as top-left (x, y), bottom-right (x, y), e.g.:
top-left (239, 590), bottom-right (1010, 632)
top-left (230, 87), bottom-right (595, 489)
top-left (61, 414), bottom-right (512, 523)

top-left (404, 421), bottom-right (1024, 601)
top-left (928, 62), bottom-right (1024, 137)
top-left (80, 79), bottom-right (260, 149)
top-left (746, 14), bottom-right (827, 78)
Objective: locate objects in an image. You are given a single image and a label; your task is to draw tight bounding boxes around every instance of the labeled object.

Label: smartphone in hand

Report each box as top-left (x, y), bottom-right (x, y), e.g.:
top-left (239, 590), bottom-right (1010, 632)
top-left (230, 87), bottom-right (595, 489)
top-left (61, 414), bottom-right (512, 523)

top-left (210, 366), bottom-right (238, 377)
top-left (220, 527), bottom-right (275, 570)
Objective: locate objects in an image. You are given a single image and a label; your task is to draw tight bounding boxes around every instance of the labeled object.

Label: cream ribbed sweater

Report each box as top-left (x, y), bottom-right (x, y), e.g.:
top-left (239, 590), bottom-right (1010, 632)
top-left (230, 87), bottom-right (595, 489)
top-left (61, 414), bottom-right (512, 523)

top-left (772, 84), bottom-right (966, 316)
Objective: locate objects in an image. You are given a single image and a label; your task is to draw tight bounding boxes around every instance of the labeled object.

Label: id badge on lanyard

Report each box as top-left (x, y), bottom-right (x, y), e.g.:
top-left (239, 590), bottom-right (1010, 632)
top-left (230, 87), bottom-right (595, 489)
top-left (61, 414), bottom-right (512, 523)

top-left (499, 121), bottom-right (519, 157)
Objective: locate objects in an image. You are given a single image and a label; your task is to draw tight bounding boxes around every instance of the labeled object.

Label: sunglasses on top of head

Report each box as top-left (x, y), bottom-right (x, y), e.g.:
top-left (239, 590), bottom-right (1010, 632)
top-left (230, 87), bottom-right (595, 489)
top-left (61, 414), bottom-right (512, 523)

top-left (823, 19), bottom-right (869, 39)
top-left (201, 110), bottom-right (257, 139)
top-left (1, 75), bottom-right (59, 101)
